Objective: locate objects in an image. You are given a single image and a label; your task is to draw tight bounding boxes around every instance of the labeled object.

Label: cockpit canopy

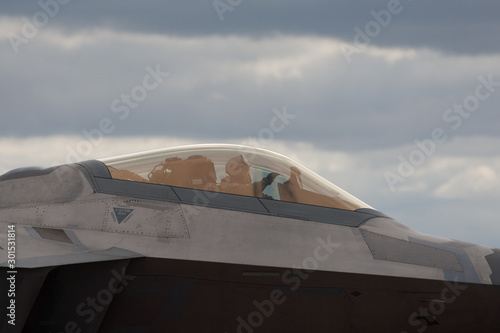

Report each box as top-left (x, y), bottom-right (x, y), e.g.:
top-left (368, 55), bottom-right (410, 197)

top-left (100, 144), bottom-right (372, 211)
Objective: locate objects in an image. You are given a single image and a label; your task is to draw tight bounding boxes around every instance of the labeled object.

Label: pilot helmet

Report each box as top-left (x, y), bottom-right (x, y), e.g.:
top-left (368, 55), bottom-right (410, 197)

top-left (226, 155), bottom-right (250, 178)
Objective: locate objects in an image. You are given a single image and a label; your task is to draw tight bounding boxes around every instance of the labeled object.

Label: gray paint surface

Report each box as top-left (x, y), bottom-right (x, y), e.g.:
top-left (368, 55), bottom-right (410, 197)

top-left (361, 229), bottom-right (464, 272)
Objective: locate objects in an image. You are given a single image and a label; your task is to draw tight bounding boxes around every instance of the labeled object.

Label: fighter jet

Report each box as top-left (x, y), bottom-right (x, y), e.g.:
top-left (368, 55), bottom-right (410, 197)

top-left (1, 144), bottom-right (499, 332)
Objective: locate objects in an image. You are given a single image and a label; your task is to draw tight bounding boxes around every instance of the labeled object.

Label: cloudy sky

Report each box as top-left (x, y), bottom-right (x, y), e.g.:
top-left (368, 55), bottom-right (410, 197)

top-left (1, 0), bottom-right (500, 247)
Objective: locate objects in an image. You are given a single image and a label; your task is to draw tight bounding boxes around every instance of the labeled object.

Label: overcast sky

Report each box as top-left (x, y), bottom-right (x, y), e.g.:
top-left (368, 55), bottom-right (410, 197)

top-left (1, 0), bottom-right (500, 248)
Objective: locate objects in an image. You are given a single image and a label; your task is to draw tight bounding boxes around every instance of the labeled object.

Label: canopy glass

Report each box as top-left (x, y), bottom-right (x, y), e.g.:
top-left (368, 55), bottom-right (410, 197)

top-left (100, 144), bottom-right (372, 211)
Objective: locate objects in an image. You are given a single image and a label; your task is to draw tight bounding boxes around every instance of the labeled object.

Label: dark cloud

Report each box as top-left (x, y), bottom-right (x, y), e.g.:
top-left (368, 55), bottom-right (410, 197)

top-left (2, 0), bottom-right (500, 55)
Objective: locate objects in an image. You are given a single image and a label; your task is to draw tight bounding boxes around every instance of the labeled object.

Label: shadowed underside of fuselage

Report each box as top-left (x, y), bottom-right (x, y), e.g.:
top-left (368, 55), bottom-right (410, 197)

top-left (2, 258), bottom-right (500, 333)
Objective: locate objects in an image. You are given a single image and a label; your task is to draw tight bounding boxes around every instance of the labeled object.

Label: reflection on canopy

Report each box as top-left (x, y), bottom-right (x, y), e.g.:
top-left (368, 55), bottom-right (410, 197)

top-left (100, 144), bottom-right (372, 211)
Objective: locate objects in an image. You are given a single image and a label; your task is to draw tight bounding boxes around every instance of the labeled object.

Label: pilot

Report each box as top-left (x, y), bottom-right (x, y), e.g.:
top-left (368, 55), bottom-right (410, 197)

top-left (220, 155), bottom-right (279, 198)
top-left (225, 155), bottom-right (252, 186)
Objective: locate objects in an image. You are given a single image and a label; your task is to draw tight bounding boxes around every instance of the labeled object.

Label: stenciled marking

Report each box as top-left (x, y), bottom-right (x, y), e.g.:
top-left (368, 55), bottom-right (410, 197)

top-left (112, 208), bottom-right (134, 224)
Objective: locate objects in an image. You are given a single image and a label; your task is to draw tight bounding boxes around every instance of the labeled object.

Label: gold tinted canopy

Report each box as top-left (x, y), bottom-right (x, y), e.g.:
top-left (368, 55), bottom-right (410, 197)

top-left (100, 144), bottom-right (371, 211)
